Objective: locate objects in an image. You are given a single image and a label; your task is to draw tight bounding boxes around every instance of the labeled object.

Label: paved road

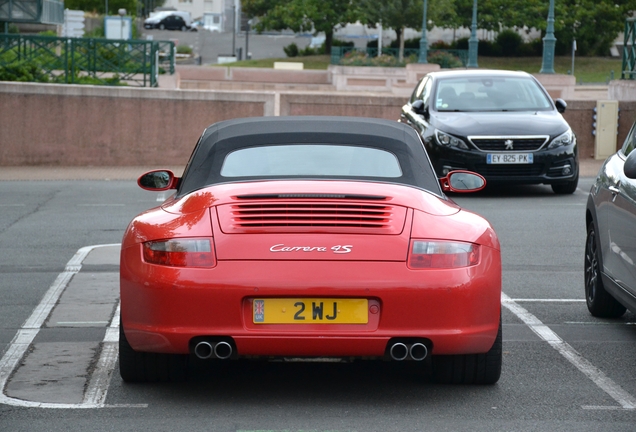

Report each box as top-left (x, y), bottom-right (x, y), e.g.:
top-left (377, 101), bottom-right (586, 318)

top-left (142, 27), bottom-right (374, 64)
top-left (1, 176), bottom-right (635, 430)
top-left (143, 28), bottom-right (314, 64)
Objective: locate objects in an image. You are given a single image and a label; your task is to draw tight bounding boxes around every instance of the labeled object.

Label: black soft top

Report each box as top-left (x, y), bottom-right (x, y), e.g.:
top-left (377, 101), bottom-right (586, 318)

top-left (177, 116), bottom-right (441, 196)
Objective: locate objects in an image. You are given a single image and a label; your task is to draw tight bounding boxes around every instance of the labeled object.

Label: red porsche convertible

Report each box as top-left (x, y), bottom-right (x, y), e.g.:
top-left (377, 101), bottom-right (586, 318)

top-left (119, 117), bottom-right (502, 384)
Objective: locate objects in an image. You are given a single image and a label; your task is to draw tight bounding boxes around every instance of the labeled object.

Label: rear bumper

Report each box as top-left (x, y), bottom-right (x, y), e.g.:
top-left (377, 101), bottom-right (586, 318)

top-left (121, 245), bottom-right (501, 357)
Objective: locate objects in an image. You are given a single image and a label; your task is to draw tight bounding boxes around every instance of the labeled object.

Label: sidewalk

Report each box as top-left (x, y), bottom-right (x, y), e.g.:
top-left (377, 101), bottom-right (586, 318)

top-left (0, 159), bottom-right (605, 181)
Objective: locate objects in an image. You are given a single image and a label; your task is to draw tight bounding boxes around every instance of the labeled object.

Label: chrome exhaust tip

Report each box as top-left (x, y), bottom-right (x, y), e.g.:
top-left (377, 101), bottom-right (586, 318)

top-left (194, 341), bottom-right (214, 359)
top-left (389, 342), bottom-right (409, 361)
top-left (213, 341), bottom-right (233, 360)
top-left (409, 343), bottom-right (428, 361)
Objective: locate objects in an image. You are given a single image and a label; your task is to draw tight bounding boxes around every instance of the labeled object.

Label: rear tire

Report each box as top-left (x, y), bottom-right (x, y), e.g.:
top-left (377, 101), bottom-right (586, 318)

top-left (431, 318), bottom-right (502, 385)
top-left (584, 224), bottom-right (626, 318)
top-left (119, 325), bottom-right (188, 382)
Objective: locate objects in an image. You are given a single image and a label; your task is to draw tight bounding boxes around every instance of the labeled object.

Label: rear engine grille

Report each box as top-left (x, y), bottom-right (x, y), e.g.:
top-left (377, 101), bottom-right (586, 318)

top-left (469, 136), bottom-right (548, 151)
top-left (217, 200), bottom-right (406, 234)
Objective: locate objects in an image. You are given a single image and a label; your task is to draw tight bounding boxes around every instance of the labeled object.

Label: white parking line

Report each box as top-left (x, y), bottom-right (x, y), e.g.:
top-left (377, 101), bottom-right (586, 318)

top-left (56, 321), bottom-right (110, 325)
top-left (0, 244), bottom-right (146, 409)
top-left (502, 292), bottom-right (636, 410)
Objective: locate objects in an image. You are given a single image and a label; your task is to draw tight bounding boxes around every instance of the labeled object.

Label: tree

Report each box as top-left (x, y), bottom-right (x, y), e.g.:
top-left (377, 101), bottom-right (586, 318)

top-left (551, 0), bottom-right (636, 56)
top-left (360, 0), bottom-right (422, 61)
top-left (242, 0), bottom-right (361, 54)
top-left (64, 0), bottom-right (141, 15)
top-left (436, 0), bottom-right (636, 56)
top-left (441, 0), bottom-right (545, 32)
top-left (360, 0), bottom-right (458, 61)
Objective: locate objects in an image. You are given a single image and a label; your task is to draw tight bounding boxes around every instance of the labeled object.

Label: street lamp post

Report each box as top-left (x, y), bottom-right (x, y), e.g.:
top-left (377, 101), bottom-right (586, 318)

top-left (540, 0), bottom-right (556, 74)
top-left (467, 0), bottom-right (478, 68)
top-left (232, 0), bottom-right (236, 57)
top-left (118, 9), bottom-right (126, 40)
top-left (245, 19), bottom-right (251, 60)
top-left (418, 0), bottom-right (428, 63)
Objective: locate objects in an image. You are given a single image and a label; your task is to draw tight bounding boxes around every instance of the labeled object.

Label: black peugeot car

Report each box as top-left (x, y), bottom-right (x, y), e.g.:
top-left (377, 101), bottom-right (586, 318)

top-left (585, 121), bottom-right (636, 318)
top-left (400, 70), bottom-right (578, 194)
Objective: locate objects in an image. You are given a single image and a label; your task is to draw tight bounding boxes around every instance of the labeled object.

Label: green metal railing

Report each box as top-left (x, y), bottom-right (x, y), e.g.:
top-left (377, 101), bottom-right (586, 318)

top-left (330, 46), bottom-right (467, 68)
top-left (622, 18), bottom-right (636, 80)
top-left (0, 0), bottom-right (64, 24)
top-left (0, 34), bottom-right (175, 87)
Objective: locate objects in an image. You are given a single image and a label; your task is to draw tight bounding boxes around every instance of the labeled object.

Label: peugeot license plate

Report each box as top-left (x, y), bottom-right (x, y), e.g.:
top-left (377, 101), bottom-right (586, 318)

top-left (487, 153), bottom-right (533, 164)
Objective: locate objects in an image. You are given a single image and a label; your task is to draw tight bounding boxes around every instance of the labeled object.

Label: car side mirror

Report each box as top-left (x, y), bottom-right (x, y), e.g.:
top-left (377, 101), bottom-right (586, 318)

top-left (555, 98), bottom-right (567, 114)
top-left (138, 170), bottom-right (180, 191)
top-left (439, 171), bottom-right (486, 193)
top-left (625, 151), bottom-right (636, 179)
top-left (411, 99), bottom-right (428, 117)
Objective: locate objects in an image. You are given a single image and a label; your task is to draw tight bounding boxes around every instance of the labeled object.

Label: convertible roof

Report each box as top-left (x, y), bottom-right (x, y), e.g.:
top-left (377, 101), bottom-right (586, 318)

top-left (177, 116), bottom-right (441, 196)
top-left (201, 116), bottom-right (419, 143)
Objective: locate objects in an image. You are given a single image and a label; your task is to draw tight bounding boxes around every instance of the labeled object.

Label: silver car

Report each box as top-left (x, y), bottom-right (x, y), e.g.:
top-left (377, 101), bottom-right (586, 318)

top-left (585, 121), bottom-right (636, 317)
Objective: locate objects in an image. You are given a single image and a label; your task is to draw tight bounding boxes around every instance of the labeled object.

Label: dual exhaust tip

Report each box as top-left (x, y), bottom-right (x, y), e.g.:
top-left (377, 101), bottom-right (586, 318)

top-left (193, 341), bottom-right (233, 360)
top-left (389, 342), bottom-right (428, 361)
top-left (194, 340), bottom-right (427, 361)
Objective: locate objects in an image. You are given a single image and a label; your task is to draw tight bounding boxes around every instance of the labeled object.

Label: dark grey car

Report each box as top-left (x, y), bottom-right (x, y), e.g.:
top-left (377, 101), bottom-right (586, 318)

top-left (585, 121), bottom-right (636, 317)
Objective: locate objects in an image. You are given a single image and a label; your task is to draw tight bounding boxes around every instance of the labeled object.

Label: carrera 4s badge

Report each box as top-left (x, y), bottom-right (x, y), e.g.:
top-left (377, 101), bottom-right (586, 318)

top-left (270, 244), bottom-right (353, 254)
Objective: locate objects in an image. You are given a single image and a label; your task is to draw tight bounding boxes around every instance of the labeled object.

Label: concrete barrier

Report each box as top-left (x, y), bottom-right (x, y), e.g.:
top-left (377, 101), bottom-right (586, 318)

top-left (609, 79), bottom-right (636, 101)
top-left (0, 82), bottom-right (274, 166)
top-left (178, 66), bottom-right (333, 92)
top-left (231, 67), bottom-right (330, 84)
top-left (274, 62), bottom-right (304, 70)
top-left (279, 92), bottom-right (404, 118)
top-left (0, 81), bottom-right (632, 166)
top-left (175, 65), bottom-right (589, 99)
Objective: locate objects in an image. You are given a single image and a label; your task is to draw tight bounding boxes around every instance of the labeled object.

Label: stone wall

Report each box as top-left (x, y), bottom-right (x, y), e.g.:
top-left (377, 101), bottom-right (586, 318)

top-left (0, 83), bottom-right (273, 166)
top-left (0, 81), bottom-right (628, 166)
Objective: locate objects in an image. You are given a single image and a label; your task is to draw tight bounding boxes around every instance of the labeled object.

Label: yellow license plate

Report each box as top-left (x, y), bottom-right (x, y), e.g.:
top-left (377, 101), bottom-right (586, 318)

top-left (253, 298), bottom-right (368, 324)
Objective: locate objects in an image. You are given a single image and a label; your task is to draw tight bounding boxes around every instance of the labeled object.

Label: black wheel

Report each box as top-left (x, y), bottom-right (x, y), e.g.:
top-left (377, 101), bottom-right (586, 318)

top-left (584, 224), bottom-right (626, 318)
top-left (431, 317), bottom-right (502, 385)
top-left (119, 325), bottom-right (188, 383)
top-left (551, 173), bottom-right (579, 194)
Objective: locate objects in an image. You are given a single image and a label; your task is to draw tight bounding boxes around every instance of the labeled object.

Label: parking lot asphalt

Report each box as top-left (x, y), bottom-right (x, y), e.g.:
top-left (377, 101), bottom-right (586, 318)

top-left (0, 159), bottom-right (605, 181)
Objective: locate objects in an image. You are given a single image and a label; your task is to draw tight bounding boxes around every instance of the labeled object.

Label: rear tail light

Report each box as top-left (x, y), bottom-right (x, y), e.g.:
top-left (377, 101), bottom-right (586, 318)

top-left (143, 238), bottom-right (216, 267)
top-left (408, 240), bottom-right (480, 269)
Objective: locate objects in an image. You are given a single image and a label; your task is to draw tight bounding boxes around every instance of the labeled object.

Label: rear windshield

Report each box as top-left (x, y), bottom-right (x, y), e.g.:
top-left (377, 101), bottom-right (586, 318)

top-left (434, 76), bottom-right (553, 112)
top-left (221, 145), bottom-right (402, 178)
top-left (176, 118), bottom-right (443, 198)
